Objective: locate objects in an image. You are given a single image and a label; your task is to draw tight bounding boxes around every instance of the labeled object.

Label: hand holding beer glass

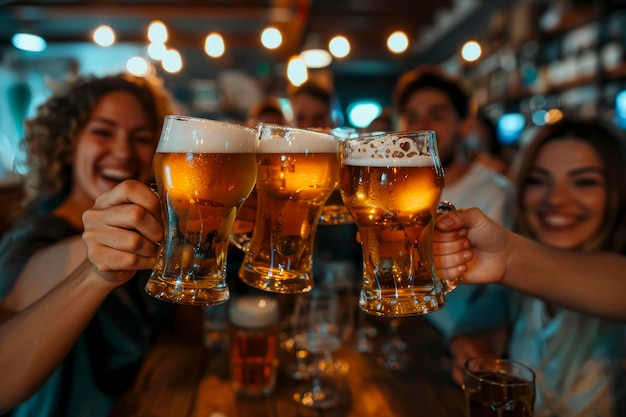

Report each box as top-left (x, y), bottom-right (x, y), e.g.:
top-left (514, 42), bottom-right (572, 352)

top-left (339, 130), bottom-right (455, 316)
top-left (235, 123), bottom-right (340, 294)
top-left (146, 116), bottom-right (257, 305)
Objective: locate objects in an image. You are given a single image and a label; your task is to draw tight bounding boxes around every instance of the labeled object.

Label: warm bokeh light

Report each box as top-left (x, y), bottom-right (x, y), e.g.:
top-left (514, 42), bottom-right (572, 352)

top-left (387, 31), bottom-right (408, 54)
top-left (261, 27), bottom-right (282, 49)
top-left (205, 33), bottom-right (225, 58)
top-left (126, 56), bottom-right (150, 76)
top-left (147, 42), bottom-right (167, 60)
top-left (12, 33), bottom-right (47, 52)
top-left (287, 55), bottom-right (308, 86)
top-left (93, 25), bottom-right (115, 47)
top-left (461, 40), bottom-right (481, 62)
top-left (300, 48), bottom-right (332, 68)
top-left (162, 49), bottom-right (182, 73)
top-left (148, 20), bottom-right (168, 43)
top-left (329, 36), bottom-right (350, 58)
top-left (545, 108), bottom-right (564, 124)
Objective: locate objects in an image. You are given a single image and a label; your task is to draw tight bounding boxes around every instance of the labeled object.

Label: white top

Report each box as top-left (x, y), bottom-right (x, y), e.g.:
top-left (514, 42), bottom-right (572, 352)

top-left (508, 298), bottom-right (624, 417)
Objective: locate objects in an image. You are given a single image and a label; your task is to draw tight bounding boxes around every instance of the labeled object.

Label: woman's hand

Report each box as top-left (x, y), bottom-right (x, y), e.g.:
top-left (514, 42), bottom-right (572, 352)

top-left (82, 180), bottom-right (163, 285)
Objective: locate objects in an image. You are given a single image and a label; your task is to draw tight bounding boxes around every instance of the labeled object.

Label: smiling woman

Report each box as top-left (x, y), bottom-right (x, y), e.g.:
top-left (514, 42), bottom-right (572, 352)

top-left (0, 73), bottom-right (181, 417)
top-left (447, 117), bottom-right (626, 417)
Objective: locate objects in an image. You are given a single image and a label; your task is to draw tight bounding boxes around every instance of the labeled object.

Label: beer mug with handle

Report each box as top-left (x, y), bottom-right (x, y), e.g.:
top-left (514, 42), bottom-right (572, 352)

top-left (234, 123), bottom-right (340, 294)
top-left (339, 130), bottom-right (455, 316)
top-left (146, 115), bottom-right (257, 305)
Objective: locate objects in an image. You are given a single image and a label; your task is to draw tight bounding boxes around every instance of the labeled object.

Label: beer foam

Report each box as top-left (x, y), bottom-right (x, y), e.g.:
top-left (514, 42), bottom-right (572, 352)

top-left (342, 134), bottom-right (435, 167)
top-left (229, 295), bottom-right (279, 329)
top-left (157, 115), bottom-right (256, 153)
top-left (257, 124), bottom-right (339, 153)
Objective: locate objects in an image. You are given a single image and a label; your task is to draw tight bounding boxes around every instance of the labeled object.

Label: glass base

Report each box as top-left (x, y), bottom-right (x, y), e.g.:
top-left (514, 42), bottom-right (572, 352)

top-left (238, 263), bottom-right (313, 294)
top-left (359, 290), bottom-right (446, 317)
top-left (145, 273), bottom-right (229, 305)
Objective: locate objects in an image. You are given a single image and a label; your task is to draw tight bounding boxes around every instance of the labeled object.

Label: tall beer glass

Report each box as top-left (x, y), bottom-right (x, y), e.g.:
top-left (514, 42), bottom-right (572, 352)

top-left (146, 115), bottom-right (257, 305)
top-left (237, 123), bottom-right (340, 293)
top-left (339, 130), bottom-right (454, 316)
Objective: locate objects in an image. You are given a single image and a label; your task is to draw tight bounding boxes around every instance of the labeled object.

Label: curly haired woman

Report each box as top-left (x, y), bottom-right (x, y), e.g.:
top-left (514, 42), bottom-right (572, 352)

top-left (0, 73), bottom-right (179, 417)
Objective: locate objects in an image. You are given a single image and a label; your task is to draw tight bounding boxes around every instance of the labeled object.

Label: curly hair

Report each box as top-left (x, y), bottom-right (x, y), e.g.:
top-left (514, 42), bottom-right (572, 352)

top-left (21, 73), bottom-right (174, 209)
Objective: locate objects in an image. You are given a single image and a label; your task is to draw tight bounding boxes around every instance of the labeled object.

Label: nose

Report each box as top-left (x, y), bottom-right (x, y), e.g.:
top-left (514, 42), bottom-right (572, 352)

top-left (544, 179), bottom-right (571, 206)
top-left (111, 133), bottom-right (135, 161)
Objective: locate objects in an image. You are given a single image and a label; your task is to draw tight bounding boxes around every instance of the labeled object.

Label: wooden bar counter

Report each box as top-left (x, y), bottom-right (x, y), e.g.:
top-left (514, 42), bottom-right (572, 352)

top-left (109, 314), bottom-right (465, 417)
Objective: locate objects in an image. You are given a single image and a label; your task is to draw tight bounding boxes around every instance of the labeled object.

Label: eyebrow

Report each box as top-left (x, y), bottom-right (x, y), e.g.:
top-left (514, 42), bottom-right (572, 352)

top-left (531, 166), bottom-right (605, 176)
top-left (89, 117), bottom-right (153, 131)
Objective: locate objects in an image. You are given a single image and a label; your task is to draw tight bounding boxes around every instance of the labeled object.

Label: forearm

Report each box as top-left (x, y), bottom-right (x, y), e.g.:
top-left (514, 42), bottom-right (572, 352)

top-left (504, 233), bottom-right (626, 321)
top-left (0, 260), bottom-right (117, 411)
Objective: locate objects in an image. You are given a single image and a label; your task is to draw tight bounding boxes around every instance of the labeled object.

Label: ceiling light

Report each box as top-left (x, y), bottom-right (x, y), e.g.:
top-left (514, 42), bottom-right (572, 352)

top-left (93, 25), bottom-right (115, 47)
top-left (300, 34), bottom-right (332, 68)
top-left (148, 20), bottom-right (168, 43)
top-left (147, 42), bottom-right (166, 60)
top-left (329, 36), bottom-right (350, 58)
top-left (162, 49), bottom-right (182, 73)
top-left (461, 40), bottom-right (481, 62)
top-left (387, 31), bottom-right (408, 54)
top-left (12, 33), bottom-right (47, 52)
top-left (287, 55), bottom-right (308, 86)
top-left (127, 56), bottom-right (150, 76)
top-left (261, 27), bottom-right (282, 49)
top-left (205, 33), bottom-right (225, 58)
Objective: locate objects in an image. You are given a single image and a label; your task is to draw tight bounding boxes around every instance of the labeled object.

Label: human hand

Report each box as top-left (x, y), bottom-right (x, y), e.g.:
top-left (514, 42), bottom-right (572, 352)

top-left (82, 180), bottom-right (163, 285)
top-left (448, 335), bottom-right (494, 386)
top-left (433, 207), bottom-right (510, 285)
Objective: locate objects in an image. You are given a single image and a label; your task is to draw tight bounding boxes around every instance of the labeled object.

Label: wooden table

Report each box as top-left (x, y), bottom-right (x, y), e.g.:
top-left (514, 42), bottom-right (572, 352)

top-left (109, 313), bottom-right (466, 417)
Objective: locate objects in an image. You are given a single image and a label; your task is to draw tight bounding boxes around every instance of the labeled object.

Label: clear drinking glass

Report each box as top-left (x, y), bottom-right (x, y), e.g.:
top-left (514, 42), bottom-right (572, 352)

top-left (464, 357), bottom-right (536, 417)
top-left (235, 123), bottom-right (340, 294)
top-left (291, 290), bottom-right (343, 409)
top-left (146, 115), bottom-right (257, 305)
top-left (339, 130), bottom-right (456, 316)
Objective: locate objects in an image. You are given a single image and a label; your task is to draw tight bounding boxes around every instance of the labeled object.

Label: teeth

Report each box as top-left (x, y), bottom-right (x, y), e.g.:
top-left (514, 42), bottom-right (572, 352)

top-left (101, 168), bottom-right (133, 181)
top-left (541, 215), bottom-right (577, 228)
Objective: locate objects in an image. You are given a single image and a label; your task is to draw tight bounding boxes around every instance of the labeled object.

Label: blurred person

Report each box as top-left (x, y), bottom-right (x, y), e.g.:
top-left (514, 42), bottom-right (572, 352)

top-left (447, 118), bottom-right (626, 416)
top-left (463, 110), bottom-right (509, 175)
top-left (0, 73), bottom-right (184, 416)
top-left (289, 80), bottom-right (334, 129)
top-left (393, 65), bottom-right (516, 338)
top-left (245, 96), bottom-right (287, 127)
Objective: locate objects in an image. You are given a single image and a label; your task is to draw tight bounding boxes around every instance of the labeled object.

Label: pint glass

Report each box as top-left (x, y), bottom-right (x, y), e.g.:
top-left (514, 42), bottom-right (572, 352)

top-left (146, 116), bottom-right (257, 305)
top-left (339, 130), bottom-right (454, 316)
top-left (237, 123), bottom-right (340, 293)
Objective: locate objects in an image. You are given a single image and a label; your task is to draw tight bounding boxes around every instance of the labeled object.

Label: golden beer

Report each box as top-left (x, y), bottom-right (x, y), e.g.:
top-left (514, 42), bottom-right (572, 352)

top-left (340, 131), bottom-right (451, 316)
top-left (238, 124), bottom-right (340, 293)
top-left (229, 296), bottom-right (280, 397)
top-left (146, 116), bottom-right (257, 305)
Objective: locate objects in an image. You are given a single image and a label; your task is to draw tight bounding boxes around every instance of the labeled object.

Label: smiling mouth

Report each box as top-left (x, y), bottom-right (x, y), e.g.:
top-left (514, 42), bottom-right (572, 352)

top-left (539, 214), bottom-right (580, 229)
top-left (100, 168), bottom-right (135, 182)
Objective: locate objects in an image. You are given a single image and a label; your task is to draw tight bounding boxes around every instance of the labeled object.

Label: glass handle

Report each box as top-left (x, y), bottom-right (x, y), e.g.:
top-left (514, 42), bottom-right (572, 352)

top-left (436, 200), bottom-right (457, 294)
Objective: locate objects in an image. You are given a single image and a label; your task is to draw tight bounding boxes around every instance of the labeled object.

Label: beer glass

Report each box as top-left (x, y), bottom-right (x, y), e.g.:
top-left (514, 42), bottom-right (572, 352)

top-left (236, 123), bottom-right (340, 294)
top-left (229, 295), bottom-right (280, 397)
top-left (339, 130), bottom-right (455, 316)
top-left (146, 115), bottom-right (257, 305)
top-left (318, 127), bottom-right (358, 225)
top-left (464, 357), bottom-right (536, 417)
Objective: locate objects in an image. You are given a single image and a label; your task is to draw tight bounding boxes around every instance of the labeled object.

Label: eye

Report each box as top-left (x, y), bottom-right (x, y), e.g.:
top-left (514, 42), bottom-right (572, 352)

top-left (91, 128), bottom-right (113, 137)
top-left (525, 174), bottom-right (546, 186)
top-left (573, 177), bottom-right (604, 187)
